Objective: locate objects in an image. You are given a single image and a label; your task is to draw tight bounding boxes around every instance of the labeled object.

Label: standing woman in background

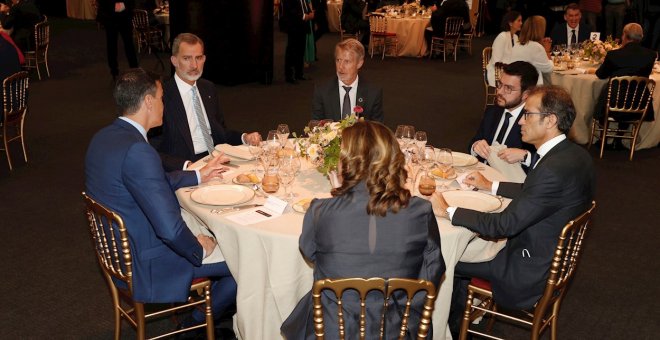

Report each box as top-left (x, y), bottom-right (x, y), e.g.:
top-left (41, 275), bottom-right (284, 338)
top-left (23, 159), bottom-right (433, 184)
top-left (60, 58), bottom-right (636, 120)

top-left (486, 10), bottom-right (523, 86)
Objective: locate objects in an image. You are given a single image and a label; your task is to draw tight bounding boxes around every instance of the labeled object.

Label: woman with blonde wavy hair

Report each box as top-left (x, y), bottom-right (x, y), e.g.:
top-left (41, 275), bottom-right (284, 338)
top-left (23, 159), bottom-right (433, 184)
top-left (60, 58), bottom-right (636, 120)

top-left (505, 15), bottom-right (554, 84)
top-left (281, 121), bottom-right (445, 339)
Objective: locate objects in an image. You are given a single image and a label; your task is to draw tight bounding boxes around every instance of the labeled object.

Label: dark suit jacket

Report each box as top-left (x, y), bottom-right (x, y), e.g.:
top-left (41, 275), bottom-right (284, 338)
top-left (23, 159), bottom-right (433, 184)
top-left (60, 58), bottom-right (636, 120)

top-left (340, 0), bottom-right (367, 34)
top-left (280, 0), bottom-right (311, 34)
top-left (149, 77), bottom-right (243, 171)
top-left (0, 0), bottom-right (41, 50)
top-left (594, 42), bottom-right (657, 121)
top-left (452, 139), bottom-right (595, 309)
top-left (281, 182), bottom-right (445, 339)
top-left (96, 0), bottom-right (134, 24)
top-left (549, 23), bottom-right (594, 46)
top-left (430, 0), bottom-right (470, 36)
top-left (468, 105), bottom-right (535, 164)
top-left (311, 76), bottom-right (384, 122)
top-left (0, 34), bottom-right (21, 82)
top-left (85, 118), bottom-right (204, 303)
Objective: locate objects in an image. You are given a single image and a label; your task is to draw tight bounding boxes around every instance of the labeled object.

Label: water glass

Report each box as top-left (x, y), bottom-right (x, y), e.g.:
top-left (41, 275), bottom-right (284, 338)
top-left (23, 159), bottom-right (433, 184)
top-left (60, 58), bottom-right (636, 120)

top-left (276, 124), bottom-right (290, 148)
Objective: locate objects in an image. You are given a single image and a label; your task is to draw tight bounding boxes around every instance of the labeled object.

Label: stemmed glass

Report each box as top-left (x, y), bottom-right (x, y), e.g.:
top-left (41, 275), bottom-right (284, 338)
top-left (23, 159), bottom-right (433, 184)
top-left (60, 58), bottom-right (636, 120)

top-left (266, 130), bottom-right (280, 151)
top-left (414, 131), bottom-right (427, 149)
top-left (248, 138), bottom-right (263, 174)
top-left (401, 125), bottom-right (415, 148)
top-left (278, 156), bottom-right (298, 201)
top-left (395, 125), bottom-right (406, 147)
top-left (276, 124), bottom-right (290, 148)
top-left (416, 145), bottom-right (436, 196)
top-left (436, 148), bottom-right (454, 191)
top-left (551, 45), bottom-right (561, 65)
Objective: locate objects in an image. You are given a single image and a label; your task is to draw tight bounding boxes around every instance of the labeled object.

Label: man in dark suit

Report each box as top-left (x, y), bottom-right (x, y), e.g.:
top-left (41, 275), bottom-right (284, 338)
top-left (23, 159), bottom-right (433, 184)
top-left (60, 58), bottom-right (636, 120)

top-left (0, 32), bottom-right (21, 81)
top-left (96, 0), bottom-right (139, 79)
top-left (550, 3), bottom-right (594, 46)
top-left (85, 68), bottom-right (237, 330)
top-left (341, 0), bottom-right (369, 46)
top-left (0, 0), bottom-right (41, 51)
top-left (436, 85), bottom-right (595, 337)
top-left (149, 33), bottom-right (260, 171)
top-left (281, 0), bottom-right (314, 83)
top-left (312, 38), bottom-right (384, 122)
top-left (470, 61), bottom-right (538, 169)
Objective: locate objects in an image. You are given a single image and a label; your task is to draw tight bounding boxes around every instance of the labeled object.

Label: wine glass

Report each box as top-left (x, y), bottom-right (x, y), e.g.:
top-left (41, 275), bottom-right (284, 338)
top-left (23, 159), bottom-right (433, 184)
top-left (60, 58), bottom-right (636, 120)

top-left (401, 125), bottom-right (415, 148)
top-left (436, 148), bottom-right (454, 191)
top-left (248, 138), bottom-right (263, 174)
top-left (395, 125), bottom-right (406, 147)
top-left (419, 145), bottom-right (436, 172)
top-left (277, 159), bottom-right (297, 201)
top-left (414, 131), bottom-right (427, 149)
top-left (276, 124), bottom-right (290, 148)
top-left (266, 130), bottom-right (280, 151)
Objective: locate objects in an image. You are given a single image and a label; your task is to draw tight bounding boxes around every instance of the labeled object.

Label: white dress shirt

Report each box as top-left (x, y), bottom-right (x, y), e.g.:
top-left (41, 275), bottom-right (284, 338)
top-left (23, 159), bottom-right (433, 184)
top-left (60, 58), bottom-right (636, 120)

top-left (338, 75), bottom-right (359, 118)
top-left (174, 74), bottom-right (213, 155)
top-left (505, 41), bottom-right (553, 84)
top-left (486, 31), bottom-right (518, 86)
top-left (491, 104), bottom-right (524, 145)
top-left (566, 24), bottom-right (580, 45)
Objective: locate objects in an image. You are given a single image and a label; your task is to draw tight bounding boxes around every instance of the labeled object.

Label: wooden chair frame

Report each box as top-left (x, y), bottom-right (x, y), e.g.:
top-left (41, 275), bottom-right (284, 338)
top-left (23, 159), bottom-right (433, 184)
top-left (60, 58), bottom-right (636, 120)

top-left (457, 12), bottom-right (477, 56)
top-left (132, 9), bottom-right (164, 54)
top-left (459, 201), bottom-right (596, 340)
top-left (24, 18), bottom-right (50, 80)
top-left (368, 15), bottom-right (398, 60)
top-left (482, 47), bottom-right (496, 108)
top-left (588, 76), bottom-right (655, 160)
top-left (312, 277), bottom-right (437, 340)
top-left (82, 193), bottom-right (215, 340)
top-left (1, 71), bottom-right (29, 171)
top-left (429, 16), bottom-right (463, 62)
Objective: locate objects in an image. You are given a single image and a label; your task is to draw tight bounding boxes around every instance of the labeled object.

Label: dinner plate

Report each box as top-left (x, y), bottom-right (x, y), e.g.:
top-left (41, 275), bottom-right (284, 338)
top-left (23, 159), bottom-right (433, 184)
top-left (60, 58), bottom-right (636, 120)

top-left (292, 198), bottom-right (313, 214)
top-left (451, 152), bottom-right (478, 167)
top-left (190, 185), bottom-right (255, 206)
top-left (442, 190), bottom-right (502, 213)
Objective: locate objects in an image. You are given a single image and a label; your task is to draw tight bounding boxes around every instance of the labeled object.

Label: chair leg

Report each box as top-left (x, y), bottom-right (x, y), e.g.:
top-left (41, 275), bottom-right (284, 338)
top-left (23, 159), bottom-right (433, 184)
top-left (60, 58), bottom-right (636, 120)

top-left (3, 137), bottom-right (12, 171)
top-left (629, 124), bottom-right (642, 161)
top-left (458, 288), bottom-right (474, 340)
top-left (113, 304), bottom-right (121, 340)
top-left (485, 304), bottom-right (497, 331)
top-left (204, 284), bottom-right (214, 340)
top-left (598, 120), bottom-right (608, 158)
top-left (44, 51), bottom-right (50, 77)
top-left (588, 120), bottom-right (596, 149)
top-left (35, 59), bottom-right (42, 80)
top-left (135, 303), bottom-right (146, 340)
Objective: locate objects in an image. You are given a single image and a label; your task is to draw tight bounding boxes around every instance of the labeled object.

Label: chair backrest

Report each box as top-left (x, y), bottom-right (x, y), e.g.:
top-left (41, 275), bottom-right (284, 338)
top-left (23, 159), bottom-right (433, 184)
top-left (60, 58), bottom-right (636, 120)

top-left (312, 277), bottom-right (437, 340)
top-left (493, 61), bottom-right (506, 84)
top-left (82, 192), bottom-right (134, 294)
top-left (33, 20), bottom-right (49, 52)
top-left (444, 16), bottom-right (463, 38)
top-left (132, 9), bottom-right (150, 30)
top-left (532, 201), bottom-right (596, 328)
top-left (482, 47), bottom-right (492, 84)
top-left (605, 76), bottom-right (656, 122)
top-left (369, 15), bottom-right (388, 33)
top-left (3, 71), bottom-right (29, 124)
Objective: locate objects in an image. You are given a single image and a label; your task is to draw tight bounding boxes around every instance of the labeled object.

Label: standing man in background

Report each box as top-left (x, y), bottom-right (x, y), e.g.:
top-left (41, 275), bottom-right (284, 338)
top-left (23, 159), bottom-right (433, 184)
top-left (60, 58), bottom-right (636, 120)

top-left (96, 0), bottom-right (139, 80)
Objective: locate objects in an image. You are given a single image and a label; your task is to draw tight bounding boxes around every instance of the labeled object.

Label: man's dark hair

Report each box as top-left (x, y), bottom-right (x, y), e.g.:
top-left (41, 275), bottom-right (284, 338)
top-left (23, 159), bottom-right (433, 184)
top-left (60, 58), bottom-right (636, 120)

top-left (113, 68), bottom-right (161, 116)
top-left (501, 10), bottom-right (521, 32)
top-left (565, 3), bottom-right (580, 14)
top-left (528, 85), bottom-right (576, 135)
top-left (502, 61), bottom-right (539, 93)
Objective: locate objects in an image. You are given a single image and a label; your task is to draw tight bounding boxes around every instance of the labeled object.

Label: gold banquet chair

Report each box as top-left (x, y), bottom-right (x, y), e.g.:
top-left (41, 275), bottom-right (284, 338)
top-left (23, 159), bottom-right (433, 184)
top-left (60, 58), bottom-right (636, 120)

top-left (588, 76), bottom-right (655, 160)
top-left (1, 71), bottom-right (29, 171)
top-left (82, 193), bottom-right (215, 340)
top-left (457, 12), bottom-right (476, 56)
top-left (24, 18), bottom-right (50, 80)
top-left (482, 47), bottom-right (496, 108)
top-left (459, 201), bottom-right (596, 340)
top-left (132, 9), bottom-right (164, 54)
top-left (312, 277), bottom-right (437, 340)
top-left (429, 16), bottom-right (463, 62)
top-left (338, 7), bottom-right (360, 41)
top-left (368, 15), bottom-right (398, 60)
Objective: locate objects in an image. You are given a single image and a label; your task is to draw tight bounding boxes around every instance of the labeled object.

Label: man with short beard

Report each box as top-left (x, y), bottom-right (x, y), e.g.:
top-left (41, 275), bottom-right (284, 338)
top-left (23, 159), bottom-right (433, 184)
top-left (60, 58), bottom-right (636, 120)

top-left (469, 61), bottom-right (537, 170)
top-left (150, 33), bottom-right (261, 171)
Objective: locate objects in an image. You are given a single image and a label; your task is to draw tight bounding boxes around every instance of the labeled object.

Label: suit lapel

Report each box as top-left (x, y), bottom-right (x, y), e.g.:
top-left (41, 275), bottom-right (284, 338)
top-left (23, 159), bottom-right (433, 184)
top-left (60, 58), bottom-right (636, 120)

top-left (165, 79), bottom-right (195, 154)
top-left (356, 82), bottom-right (366, 115)
top-left (329, 78), bottom-right (341, 121)
top-left (488, 107), bottom-right (505, 143)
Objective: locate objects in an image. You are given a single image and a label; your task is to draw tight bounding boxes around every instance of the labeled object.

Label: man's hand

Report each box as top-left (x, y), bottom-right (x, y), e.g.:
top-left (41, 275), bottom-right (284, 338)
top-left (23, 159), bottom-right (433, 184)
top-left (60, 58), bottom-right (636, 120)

top-left (430, 192), bottom-right (449, 218)
top-left (196, 234), bottom-right (216, 258)
top-left (199, 154), bottom-right (230, 183)
top-left (463, 171), bottom-right (492, 191)
top-left (244, 132), bottom-right (262, 146)
top-left (472, 140), bottom-right (491, 160)
top-left (541, 37), bottom-right (552, 54)
top-left (497, 148), bottom-right (527, 164)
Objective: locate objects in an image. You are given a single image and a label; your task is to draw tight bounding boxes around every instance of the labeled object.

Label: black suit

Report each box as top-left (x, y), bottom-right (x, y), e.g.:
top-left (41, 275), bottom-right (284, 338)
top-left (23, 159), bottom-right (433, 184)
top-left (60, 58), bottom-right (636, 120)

top-left (0, 34), bottom-right (21, 82)
top-left (549, 23), bottom-right (594, 46)
top-left (594, 42), bottom-right (657, 121)
top-left (468, 105), bottom-right (535, 166)
top-left (149, 77), bottom-right (243, 171)
top-left (281, 0), bottom-right (311, 81)
top-left (0, 0), bottom-right (41, 51)
top-left (311, 76), bottom-right (384, 122)
top-left (452, 138), bottom-right (594, 311)
top-left (96, 0), bottom-right (138, 76)
top-left (430, 0), bottom-right (470, 37)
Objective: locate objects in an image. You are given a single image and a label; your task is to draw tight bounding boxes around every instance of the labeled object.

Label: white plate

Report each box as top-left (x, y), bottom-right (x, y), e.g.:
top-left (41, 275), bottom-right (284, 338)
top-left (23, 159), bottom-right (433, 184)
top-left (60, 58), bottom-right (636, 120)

top-left (442, 190), bottom-right (502, 212)
top-left (190, 185), bottom-right (255, 206)
top-left (451, 152), bottom-right (478, 167)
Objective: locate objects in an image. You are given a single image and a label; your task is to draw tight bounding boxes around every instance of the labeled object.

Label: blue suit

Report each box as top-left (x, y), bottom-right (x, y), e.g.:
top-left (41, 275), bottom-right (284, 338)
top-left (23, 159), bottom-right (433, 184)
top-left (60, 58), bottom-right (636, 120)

top-left (85, 118), bottom-right (235, 319)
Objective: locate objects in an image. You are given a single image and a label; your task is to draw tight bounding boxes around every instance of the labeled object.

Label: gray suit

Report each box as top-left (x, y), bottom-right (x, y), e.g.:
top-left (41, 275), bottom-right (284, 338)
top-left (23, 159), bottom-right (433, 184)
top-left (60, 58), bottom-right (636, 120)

top-left (312, 76), bottom-right (384, 122)
top-left (281, 182), bottom-right (445, 339)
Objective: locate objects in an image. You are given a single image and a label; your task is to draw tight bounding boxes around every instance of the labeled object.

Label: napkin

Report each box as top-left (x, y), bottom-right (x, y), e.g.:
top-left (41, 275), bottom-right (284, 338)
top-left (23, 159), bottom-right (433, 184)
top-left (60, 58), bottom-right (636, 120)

top-left (180, 208), bottom-right (225, 264)
top-left (455, 171), bottom-right (473, 191)
top-left (215, 144), bottom-right (254, 160)
top-left (487, 143), bottom-right (526, 183)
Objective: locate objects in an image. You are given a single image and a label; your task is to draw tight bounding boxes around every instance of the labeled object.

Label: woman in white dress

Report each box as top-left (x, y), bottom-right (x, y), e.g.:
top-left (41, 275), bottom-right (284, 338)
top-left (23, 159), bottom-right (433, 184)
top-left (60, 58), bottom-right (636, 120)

top-left (505, 16), bottom-right (553, 85)
top-left (486, 11), bottom-right (522, 86)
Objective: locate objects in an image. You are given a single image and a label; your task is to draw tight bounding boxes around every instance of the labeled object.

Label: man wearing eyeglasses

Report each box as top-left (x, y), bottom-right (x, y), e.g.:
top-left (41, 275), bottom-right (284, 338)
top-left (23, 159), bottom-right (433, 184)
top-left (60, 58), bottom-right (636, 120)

top-left (437, 86), bottom-right (595, 338)
top-left (469, 61), bottom-right (537, 169)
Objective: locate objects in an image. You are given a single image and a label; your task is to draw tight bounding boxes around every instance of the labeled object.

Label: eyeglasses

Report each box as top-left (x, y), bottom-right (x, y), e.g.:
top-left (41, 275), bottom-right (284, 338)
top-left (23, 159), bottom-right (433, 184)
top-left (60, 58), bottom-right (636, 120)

top-left (522, 111), bottom-right (553, 120)
top-left (495, 81), bottom-right (521, 94)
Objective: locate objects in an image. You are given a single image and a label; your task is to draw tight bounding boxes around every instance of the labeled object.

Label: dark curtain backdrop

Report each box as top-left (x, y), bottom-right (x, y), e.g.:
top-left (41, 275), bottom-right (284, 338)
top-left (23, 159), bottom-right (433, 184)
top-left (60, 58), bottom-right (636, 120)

top-left (170, 0), bottom-right (274, 86)
top-left (35, 0), bottom-right (67, 17)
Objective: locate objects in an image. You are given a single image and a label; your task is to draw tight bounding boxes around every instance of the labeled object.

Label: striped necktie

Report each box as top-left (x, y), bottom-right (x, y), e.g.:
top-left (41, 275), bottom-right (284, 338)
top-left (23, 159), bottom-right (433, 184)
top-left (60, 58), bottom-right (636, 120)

top-left (191, 85), bottom-right (215, 155)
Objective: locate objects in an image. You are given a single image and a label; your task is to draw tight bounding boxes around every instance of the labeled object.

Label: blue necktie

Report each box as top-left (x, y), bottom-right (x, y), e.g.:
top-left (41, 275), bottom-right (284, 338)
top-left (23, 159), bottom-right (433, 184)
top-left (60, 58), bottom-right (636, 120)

top-left (530, 152), bottom-right (540, 169)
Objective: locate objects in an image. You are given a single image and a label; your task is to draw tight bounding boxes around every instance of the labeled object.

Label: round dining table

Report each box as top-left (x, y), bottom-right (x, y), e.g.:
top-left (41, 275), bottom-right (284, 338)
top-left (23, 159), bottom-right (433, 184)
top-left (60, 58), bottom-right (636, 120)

top-left (176, 147), bottom-right (510, 340)
top-left (327, 0), bottom-right (342, 33)
top-left (386, 15), bottom-right (431, 57)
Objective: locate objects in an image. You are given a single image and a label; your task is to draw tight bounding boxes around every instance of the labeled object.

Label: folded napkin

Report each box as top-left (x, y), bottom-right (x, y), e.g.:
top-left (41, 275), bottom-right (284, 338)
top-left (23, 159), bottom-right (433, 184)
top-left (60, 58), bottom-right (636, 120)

top-left (487, 143), bottom-right (526, 183)
top-left (455, 171), bottom-right (473, 191)
top-left (215, 144), bottom-right (254, 160)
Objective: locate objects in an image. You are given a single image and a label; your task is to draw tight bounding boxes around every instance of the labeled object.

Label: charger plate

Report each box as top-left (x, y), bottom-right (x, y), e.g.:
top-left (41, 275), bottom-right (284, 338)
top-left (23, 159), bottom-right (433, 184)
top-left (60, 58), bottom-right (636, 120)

top-left (442, 190), bottom-right (501, 213)
top-left (191, 185), bottom-right (255, 206)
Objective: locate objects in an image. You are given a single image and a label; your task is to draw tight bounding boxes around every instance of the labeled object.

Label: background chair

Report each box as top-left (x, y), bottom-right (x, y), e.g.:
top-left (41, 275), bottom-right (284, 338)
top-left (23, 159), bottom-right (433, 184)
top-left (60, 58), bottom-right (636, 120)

top-left (337, 7), bottom-right (359, 41)
top-left (24, 18), bottom-right (50, 80)
top-left (82, 193), bottom-right (215, 340)
top-left (1, 71), bottom-right (29, 171)
top-left (481, 47), bottom-right (496, 108)
top-left (132, 9), bottom-right (164, 54)
top-left (456, 13), bottom-right (476, 56)
top-left (312, 277), bottom-right (437, 340)
top-left (459, 201), bottom-right (597, 340)
top-left (429, 16), bottom-right (463, 62)
top-left (368, 15), bottom-right (398, 60)
top-left (589, 76), bottom-right (655, 160)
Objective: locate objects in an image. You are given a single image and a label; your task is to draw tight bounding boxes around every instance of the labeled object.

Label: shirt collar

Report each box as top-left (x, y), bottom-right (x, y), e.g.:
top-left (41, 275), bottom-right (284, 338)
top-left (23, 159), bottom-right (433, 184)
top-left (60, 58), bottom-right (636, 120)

top-left (119, 116), bottom-right (148, 141)
top-left (505, 103), bottom-right (525, 120)
top-left (174, 73), bottom-right (197, 95)
top-left (567, 24), bottom-right (579, 32)
top-left (536, 134), bottom-right (566, 159)
top-left (338, 75), bottom-right (359, 89)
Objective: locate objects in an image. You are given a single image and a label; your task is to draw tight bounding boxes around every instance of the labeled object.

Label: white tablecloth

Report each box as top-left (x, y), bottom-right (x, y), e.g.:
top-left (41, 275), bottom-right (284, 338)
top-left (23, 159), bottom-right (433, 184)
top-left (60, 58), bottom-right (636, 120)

top-left (66, 0), bottom-right (96, 20)
top-left (548, 72), bottom-right (660, 149)
top-left (176, 153), bottom-right (509, 340)
top-left (327, 1), bottom-right (342, 33)
top-left (387, 16), bottom-right (431, 57)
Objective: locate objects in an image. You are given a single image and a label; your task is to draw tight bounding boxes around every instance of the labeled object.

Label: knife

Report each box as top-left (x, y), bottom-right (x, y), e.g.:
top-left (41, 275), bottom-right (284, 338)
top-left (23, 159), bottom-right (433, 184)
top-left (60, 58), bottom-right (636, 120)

top-left (225, 204), bottom-right (262, 212)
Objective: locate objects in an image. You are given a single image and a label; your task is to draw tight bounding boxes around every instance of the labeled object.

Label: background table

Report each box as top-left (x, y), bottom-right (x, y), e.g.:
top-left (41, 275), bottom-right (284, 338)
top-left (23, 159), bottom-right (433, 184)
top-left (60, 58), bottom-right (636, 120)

top-left (387, 16), bottom-right (430, 57)
top-left (177, 154), bottom-right (509, 340)
top-left (327, 0), bottom-right (342, 33)
top-left (548, 72), bottom-right (660, 149)
top-left (66, 0), bottom-right (96, 20)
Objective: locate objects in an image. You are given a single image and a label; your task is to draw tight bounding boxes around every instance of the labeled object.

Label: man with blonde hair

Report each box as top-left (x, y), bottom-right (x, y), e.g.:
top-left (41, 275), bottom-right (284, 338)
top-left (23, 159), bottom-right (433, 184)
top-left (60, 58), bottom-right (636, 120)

top-left (311, 38), bottom-right (383, 122)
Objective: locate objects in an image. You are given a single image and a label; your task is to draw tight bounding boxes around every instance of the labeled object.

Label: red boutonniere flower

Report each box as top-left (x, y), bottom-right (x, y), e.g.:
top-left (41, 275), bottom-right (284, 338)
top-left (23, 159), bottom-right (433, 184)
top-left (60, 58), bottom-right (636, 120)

top-left (353, 106), bottom-right (364, 115)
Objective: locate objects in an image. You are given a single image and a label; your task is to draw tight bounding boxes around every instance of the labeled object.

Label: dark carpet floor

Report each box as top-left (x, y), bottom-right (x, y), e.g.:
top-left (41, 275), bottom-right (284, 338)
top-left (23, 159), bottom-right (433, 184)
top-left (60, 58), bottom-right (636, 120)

top-left (1, 16), bottom-right (659, 339)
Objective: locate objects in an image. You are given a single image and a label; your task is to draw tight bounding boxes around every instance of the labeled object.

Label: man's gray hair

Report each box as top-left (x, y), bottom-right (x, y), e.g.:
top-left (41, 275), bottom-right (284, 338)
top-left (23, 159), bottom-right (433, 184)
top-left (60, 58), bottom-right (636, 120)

top-left (335, 38), bottom-right (365, 61)
top-left (172, 33), bottom-right (205, 56)
top-left (623, 23), bottom-right (643, 42)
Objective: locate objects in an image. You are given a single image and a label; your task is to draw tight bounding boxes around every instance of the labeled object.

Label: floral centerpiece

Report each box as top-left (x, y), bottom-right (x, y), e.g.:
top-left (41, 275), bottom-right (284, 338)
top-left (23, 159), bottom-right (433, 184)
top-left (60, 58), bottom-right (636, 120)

top-left (296, 108), bottom-right (362, 175)
top-left (581, 36), bottom-right (620, 64)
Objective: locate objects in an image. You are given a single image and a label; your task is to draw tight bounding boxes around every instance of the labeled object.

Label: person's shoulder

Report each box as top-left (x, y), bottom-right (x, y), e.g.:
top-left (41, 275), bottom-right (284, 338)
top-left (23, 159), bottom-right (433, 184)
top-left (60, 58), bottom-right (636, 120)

top-left (407, 196), bottom-right (434, 215)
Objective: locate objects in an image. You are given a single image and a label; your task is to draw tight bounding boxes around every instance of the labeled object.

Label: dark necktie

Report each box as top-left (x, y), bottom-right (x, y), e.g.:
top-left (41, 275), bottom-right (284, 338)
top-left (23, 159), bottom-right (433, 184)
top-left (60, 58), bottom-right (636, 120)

top-left (530, 152), bottom-right (540, 169)
top-left (342, 86), bottom-right (352, 119)
top-left (570, 29), bottom-right (577, 45)
top-left (495, 112), bottom-right (512, 144)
